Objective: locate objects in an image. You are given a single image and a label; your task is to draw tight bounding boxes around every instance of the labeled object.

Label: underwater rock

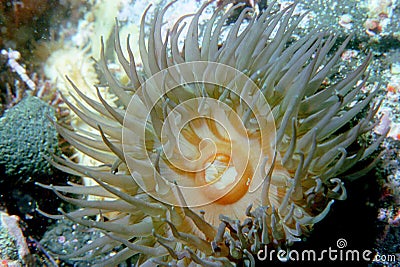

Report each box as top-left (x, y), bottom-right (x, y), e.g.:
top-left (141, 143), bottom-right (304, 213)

top-left (0, 95), bottom-right (58, 181)
top-left (0, 211), bottom-right (30, 266)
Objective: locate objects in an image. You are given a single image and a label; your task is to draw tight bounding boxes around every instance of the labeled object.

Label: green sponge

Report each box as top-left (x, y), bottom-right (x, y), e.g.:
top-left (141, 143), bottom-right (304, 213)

top-left (0, 95), bottom-right (59, 180)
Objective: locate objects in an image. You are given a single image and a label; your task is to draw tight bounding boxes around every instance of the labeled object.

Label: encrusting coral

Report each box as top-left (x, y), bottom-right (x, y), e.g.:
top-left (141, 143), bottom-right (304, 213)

top-left (38, 1), bottom-right (389, 266)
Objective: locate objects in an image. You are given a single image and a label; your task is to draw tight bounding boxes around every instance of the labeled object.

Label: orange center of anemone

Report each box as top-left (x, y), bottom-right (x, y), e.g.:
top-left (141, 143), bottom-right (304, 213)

top-left (172, 115), bottom-right (257, 206)
top-left (125, 93), bottom-right (272, 211)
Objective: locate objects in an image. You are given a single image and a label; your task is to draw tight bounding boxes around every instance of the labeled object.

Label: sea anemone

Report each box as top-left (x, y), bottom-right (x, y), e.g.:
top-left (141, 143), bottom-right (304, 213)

top-left (39, 1), bottom-right (389, 266)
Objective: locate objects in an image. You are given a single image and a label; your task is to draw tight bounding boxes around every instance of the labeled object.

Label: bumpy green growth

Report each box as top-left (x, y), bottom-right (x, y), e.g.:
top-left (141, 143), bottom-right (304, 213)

top-left (40, 219), bottom-right (108, 266)
top-left (0, 95), bottom-right (58, 180)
